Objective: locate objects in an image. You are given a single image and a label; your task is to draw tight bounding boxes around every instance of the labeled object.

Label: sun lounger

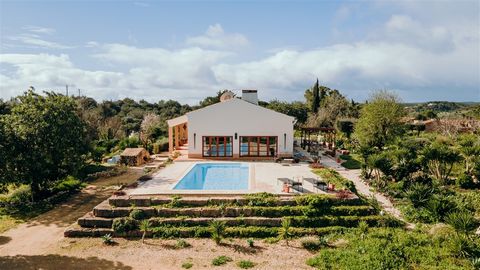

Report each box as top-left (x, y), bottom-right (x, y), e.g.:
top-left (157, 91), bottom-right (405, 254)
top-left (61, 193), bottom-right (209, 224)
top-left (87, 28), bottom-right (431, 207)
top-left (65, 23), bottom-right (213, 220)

top-left (304, 177), bottom-right (327, 192)
top-left (277, 177), bottom-right (303, 193)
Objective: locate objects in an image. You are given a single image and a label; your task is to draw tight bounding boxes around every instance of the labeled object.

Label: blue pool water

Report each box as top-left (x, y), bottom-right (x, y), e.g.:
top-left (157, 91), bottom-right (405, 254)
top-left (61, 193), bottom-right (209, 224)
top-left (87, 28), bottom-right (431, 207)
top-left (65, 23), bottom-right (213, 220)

top-left (173, 163), bottom-right (249, 190)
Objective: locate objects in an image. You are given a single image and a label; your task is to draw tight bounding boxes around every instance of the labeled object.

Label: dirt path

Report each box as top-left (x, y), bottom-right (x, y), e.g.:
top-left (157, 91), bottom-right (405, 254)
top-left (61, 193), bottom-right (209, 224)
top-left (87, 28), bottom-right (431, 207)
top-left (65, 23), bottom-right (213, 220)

top-left (0, 169), bottom-right (143, 256)
top-left (320, 154), bottom-right (413, 227)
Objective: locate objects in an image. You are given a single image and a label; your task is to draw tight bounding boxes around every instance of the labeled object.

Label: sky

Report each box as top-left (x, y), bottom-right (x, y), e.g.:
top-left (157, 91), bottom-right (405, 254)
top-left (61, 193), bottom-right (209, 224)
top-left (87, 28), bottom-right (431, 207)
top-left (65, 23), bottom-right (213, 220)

top-left (0, 0), bottom-right (479, 105)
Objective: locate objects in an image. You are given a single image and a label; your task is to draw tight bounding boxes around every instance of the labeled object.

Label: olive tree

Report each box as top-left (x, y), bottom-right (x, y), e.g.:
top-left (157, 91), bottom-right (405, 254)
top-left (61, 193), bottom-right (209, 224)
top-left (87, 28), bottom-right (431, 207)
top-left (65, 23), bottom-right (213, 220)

top-left (2, 90), bottom-right (89, 200)
top-left (353, 91), bottom-right (405, 148)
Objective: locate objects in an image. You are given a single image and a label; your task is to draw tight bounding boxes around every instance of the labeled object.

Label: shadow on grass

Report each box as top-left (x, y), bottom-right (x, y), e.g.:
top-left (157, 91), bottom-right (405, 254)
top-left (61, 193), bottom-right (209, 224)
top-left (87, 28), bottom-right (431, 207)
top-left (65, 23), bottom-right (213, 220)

top-left (0, 254), bottom-right (132, 270)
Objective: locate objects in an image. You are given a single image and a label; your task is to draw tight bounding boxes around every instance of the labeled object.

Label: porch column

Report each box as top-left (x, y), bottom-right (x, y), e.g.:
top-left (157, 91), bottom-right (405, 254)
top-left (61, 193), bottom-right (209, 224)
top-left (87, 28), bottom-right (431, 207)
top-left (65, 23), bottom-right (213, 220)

top-left (184, 124), bottom-right (188, 144)
top-left (174, 125), bottom-right (180, 149)
top-left (168, 126), bottom-right (173, 153)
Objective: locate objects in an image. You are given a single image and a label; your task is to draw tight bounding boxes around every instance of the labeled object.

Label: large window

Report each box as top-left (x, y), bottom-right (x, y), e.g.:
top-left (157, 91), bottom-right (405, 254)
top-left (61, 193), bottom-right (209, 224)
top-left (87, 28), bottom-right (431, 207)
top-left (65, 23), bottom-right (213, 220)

top-left (202, 136), bottom-right (233, 157)
top-left (240, 136), bottom-right (277, 157)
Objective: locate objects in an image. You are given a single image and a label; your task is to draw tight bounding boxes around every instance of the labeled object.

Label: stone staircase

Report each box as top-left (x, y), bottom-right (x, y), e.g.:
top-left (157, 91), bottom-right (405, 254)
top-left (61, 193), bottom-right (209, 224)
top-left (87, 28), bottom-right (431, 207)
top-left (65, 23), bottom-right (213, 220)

top-left (65, 193), bottom-right (400, 238)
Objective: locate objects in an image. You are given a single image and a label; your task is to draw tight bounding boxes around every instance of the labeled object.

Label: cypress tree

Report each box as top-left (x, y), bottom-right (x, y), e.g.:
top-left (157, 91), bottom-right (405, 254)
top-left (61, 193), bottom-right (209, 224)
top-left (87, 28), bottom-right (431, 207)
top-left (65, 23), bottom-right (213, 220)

top-left (312, 79), bottom-right (320, 113)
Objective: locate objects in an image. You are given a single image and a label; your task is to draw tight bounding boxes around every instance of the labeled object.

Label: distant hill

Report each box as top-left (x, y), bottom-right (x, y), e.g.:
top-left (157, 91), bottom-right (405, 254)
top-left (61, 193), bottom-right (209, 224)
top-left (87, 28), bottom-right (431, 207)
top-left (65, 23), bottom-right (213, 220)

top-left (402, 101), bottom-right (479, 113)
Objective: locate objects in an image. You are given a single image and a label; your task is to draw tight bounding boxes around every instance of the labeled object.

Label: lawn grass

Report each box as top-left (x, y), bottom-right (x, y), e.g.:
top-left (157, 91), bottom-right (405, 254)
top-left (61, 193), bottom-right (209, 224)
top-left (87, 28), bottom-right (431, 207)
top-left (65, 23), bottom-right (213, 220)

top-left (312, 168), bottom-right (356, 191)
top-left (339, 154), bottom-right (362, 169)
top-left (0, 214), bottom-right (23, 233)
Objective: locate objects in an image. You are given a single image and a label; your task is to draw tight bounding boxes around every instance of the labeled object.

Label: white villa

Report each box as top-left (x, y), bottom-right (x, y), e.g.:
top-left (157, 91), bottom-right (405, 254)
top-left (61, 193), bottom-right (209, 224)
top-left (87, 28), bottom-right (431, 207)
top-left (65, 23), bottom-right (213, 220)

top-left (167, 90), bottom-right (295, 159)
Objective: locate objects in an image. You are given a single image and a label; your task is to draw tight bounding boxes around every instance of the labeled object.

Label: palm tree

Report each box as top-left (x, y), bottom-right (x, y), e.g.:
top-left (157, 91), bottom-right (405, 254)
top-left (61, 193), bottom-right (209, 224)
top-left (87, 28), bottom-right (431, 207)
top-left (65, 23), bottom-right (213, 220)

top-left (278, 218), bottom-right (293, 246)
top-left (209, 220), bottom-right (226, 245)
top-left (140, 220), bottom-right (151, 244)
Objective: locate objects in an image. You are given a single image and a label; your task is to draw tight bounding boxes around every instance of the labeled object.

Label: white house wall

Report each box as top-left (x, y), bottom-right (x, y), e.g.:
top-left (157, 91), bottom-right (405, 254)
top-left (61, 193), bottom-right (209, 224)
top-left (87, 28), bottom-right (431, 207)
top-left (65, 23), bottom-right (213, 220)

top-left (186, 98), bottom-right (294, 158)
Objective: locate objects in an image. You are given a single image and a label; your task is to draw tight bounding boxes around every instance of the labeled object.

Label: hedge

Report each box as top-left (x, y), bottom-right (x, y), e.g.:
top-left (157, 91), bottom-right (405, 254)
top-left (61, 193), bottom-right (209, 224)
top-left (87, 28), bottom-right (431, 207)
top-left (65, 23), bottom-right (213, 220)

top-left (149, 225), bottom-right (345, 239)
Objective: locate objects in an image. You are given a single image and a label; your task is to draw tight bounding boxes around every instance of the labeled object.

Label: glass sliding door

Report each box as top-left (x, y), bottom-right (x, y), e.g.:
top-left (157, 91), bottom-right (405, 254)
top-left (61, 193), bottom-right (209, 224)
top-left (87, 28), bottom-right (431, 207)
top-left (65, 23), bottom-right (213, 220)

top-left (202, 136), bottom-right (233, 157)
top-left (239, 136), bottom-right (277, 157)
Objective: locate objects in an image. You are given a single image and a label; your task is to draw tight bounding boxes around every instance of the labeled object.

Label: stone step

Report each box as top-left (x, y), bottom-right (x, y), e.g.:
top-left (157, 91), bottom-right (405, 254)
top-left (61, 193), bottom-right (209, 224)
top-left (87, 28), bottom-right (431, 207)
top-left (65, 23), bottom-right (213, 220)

top-left (78, 212), bottom-right (113, 228)
top-left (78, 211), bottom-right (386, 230)
top-left (64, 224), bottom-right (113, 237)
top-left (93, 204), bottom-right (373, 218)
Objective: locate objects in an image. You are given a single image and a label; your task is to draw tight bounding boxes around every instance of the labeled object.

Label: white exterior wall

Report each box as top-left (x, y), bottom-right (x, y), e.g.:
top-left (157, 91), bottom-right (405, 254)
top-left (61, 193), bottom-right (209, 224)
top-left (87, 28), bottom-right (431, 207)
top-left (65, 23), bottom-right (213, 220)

top-left (186, 98), bottom-right (294, 158)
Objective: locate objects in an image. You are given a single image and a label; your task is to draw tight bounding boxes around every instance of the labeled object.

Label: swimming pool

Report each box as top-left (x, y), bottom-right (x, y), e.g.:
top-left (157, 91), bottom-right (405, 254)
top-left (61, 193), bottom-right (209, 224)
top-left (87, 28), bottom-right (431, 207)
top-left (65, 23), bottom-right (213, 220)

top-left (173, 163), bottom-right (249, 190)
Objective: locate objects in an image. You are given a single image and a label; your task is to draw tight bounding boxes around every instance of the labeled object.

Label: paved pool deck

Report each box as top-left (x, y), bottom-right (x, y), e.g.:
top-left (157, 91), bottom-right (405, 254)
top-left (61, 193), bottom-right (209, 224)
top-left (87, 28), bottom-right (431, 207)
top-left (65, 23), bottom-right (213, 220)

top-left (128, 160), bottom-right (328, 195)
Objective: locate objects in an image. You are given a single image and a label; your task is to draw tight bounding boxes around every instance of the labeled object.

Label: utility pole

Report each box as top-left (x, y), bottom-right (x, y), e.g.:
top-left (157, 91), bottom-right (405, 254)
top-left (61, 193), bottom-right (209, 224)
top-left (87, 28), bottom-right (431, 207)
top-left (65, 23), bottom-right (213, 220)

top-left (78, 88), bottom-right (81, 97)
top-left (66, 84), bottom-right (69, 96)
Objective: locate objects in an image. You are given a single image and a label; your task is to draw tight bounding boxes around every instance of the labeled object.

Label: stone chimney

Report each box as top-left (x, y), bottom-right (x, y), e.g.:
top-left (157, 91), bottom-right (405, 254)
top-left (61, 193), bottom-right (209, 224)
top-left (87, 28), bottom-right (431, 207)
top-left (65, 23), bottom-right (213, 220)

top-left (242, 90), bottom-right (258, 105)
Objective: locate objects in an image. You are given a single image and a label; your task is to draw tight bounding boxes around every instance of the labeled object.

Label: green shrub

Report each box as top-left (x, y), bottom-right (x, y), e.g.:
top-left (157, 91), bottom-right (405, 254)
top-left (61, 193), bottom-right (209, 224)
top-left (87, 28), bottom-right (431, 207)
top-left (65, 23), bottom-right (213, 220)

top-left (119, 136), bottom-right (141, 149)
top-left (226, 227), bottom-right (278, 238)
top-left (129, 209), bottom-right (147, 220)
top-left (0, 185), bottom-right (32, 206)
top-left (264, 237), bottom-right (279, 244)
top-left (112, 217), bottom-right (137, 234)
top-left (445, 211), bottom-right (478, 234)
top-left (244, 192), bottom-right (278, 206)
top-left (448, 233), bottom-right (480, 258)
top-left (52, 176), bottom-right (85, 194)
top-left (456, 173), bottom-right (478, 189)
top-left (471, 257), bottom-right (480, 269)
top-left (148, 225), bottom-right (343, 239)
top-left (237, 260), bottom-right (256, 269)
top-left (168, 195), bottom-right (182, 208)
top-left (307, 227), bottom-right (473, 270)
top-left (247, 238), bottom-right (254, 247)
top-left (212, 255), bottom-right (232, 266)
top-left (300, 236), bottom-right (324, 251)
top-left (175, 239), bottom-right (191, 249)
top-left (181, 261), bottom-right (193, 269)
top-left (357, 221), bottom-right (369, 236)
top-left (404, 182), bottom-right (435, 208)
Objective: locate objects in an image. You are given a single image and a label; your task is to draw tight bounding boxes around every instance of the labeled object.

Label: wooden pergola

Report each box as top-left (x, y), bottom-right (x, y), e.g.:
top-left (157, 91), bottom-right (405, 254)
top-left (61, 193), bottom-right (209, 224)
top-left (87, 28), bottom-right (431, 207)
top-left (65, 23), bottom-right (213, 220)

top-left (299, 126), bottom-right (336, 152)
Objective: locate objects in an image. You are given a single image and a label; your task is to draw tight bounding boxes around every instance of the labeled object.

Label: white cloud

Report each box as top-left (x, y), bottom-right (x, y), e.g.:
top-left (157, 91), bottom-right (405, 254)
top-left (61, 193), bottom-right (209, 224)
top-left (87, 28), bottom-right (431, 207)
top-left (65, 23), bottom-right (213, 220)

top-left (186, 24), bottom-right (249, 49)
top-left (8, 34), bottom-right (73, 49)
top-left (8, 25), bottom-right (72, 49)
top-left (1, 11), bottom-right (479, 104)
top-left (379, 14), bottom-right (455, 52)
top-left (22, 25), bottom-right (55, 35)
top-left (85, 41), bottom-right (99, 48)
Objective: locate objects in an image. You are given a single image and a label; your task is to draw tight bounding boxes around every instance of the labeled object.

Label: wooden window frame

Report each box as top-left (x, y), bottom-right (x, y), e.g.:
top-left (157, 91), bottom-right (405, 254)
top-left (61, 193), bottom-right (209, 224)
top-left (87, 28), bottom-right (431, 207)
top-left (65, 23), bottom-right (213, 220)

top-left (202, 136), bottom-right (233, 157)
top-left (239, 136), bottom-right (278, 157)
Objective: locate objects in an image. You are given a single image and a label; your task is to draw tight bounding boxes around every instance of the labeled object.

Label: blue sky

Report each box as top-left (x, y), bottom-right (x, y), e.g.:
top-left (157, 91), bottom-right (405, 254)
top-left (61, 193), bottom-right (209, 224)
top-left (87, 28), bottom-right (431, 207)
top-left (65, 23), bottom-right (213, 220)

top-left (1, 0), bottom-right (479, 104)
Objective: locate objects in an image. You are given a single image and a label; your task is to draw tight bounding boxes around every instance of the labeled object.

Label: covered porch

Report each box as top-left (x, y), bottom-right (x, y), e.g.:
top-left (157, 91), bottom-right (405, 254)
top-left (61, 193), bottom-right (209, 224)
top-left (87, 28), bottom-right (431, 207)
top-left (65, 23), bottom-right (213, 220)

top-left (166, 115), bottom-right (188, 153)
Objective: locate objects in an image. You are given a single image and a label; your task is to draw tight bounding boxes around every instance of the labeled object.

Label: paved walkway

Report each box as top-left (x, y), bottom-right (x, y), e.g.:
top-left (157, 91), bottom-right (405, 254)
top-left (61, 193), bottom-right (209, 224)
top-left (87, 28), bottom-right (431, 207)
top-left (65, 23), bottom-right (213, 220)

top-left (319, 154), bottom-right (414, 227)
top-left (129, 160), bottom-right (328, 195)
top-left (0, 169), bottom-right (143, 256)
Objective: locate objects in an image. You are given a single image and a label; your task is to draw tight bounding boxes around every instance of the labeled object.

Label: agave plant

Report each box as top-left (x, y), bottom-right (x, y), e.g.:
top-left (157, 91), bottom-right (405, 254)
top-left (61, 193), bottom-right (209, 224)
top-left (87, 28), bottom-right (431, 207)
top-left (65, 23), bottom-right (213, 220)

top-left (101, 233), bottom-right (115, 245)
